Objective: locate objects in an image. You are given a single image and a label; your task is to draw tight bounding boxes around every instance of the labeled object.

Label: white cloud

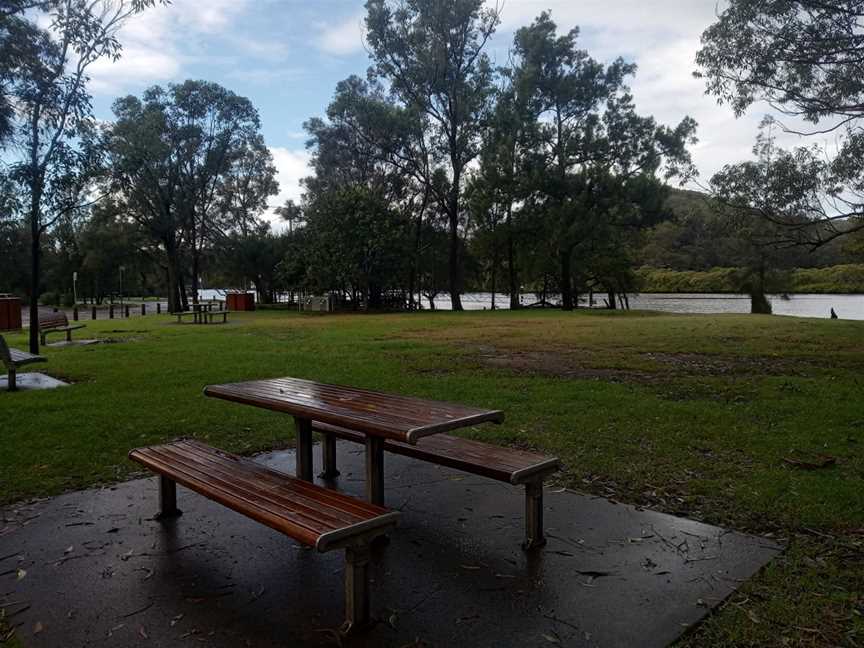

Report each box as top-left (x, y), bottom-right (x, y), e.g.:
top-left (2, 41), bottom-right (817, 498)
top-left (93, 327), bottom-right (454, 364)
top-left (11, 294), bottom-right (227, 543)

top-left (264, 147), bottom-right (312, 228)
top-left (86, 0), bottom-right (250, 94)
top-left (317, 14), bottom-right (366, 56)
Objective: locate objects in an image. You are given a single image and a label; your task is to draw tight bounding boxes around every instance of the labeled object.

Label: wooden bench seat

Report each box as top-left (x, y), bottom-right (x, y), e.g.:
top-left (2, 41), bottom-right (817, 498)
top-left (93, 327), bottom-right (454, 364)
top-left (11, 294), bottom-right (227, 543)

top-left (312, 422), bottom-right (560, 549)
top-left (205, 309), bottom-right (229, 324)
top-left (0, 334), bottom-right (46, 391)
top-left (174, 310), bottom-right (199, 323)
top-left (38, 311), bottom-right (85, 345)
top-left (129, 439), bottom-right (398, 632)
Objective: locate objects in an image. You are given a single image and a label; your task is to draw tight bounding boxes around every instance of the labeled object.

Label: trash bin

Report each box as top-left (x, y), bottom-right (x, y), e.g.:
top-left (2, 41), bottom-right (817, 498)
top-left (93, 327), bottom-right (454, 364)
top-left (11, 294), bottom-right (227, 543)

top-left (226, 292), bottom-right (255, 311)
top-left (0, 294), bottom-right (23, 331)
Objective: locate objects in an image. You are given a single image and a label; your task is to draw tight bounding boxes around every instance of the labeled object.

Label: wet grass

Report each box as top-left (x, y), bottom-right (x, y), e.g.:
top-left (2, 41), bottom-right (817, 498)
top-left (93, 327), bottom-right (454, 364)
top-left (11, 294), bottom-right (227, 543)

top-left (0, 308), bottom-right (862, 646)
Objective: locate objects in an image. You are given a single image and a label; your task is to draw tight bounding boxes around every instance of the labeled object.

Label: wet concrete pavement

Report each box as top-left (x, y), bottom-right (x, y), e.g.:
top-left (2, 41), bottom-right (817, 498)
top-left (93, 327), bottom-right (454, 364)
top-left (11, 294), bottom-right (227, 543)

top-left (0, 445), bottom-right (781, 647)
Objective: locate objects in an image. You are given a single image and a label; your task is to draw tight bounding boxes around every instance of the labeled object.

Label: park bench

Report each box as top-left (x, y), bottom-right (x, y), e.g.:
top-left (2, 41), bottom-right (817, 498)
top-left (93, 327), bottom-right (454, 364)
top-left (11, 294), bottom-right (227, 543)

top-left (205, 309), bottom-right (229, 324)
top-left (129, 439), bottom-right (398, 632)
top-left (0, 334), bottom-right (46, 391)
top-left (38, 311), bottom-right (85, 345)
top-left (174, 311), bottom-right (199, 324)
top-left (311, 421), bottom-right (560, 549)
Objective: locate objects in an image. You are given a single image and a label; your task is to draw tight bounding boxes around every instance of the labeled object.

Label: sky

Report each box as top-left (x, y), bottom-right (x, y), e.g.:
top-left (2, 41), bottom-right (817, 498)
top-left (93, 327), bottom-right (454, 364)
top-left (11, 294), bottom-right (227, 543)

top-left (84, 0), bottom-right (797, 227)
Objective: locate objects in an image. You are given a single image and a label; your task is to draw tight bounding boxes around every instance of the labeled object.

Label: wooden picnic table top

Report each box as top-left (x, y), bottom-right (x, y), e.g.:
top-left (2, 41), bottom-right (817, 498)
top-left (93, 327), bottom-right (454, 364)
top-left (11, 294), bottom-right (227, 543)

top-left (203, 376), bottom-right (504, 444)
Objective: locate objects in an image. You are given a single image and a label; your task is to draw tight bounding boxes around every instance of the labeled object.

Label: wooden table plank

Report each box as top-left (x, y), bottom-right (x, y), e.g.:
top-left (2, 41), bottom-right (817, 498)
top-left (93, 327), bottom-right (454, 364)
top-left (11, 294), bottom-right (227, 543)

top-left (204, 377), bottom-right (504, 444)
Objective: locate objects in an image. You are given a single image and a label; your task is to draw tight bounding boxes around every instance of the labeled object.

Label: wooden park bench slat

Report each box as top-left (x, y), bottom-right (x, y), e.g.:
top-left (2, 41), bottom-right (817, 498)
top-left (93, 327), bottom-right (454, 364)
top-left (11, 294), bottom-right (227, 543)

top-left (38, 311), bottom-right (85, 345)
top-left (312, 421), bottom-right (560, 549)
top-left (0, 334), bottom-right (46, 391)
top-left (129, 439), bottom-right (398, 632)
top-left (204, 377), bottom-right (505, 443)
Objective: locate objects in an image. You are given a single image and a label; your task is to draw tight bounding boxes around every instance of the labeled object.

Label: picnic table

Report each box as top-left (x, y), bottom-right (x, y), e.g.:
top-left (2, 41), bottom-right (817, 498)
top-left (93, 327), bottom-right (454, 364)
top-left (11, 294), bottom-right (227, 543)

top-left (203, 377), bottom-right (505, 505)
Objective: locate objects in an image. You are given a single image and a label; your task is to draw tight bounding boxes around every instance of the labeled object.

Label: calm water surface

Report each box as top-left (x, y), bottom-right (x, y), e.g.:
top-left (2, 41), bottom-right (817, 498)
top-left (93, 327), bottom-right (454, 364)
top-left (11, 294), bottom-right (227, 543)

top-left (428, 292), bottom-right (864, 320)
top-left (197, 289), bottom-right (864, 320)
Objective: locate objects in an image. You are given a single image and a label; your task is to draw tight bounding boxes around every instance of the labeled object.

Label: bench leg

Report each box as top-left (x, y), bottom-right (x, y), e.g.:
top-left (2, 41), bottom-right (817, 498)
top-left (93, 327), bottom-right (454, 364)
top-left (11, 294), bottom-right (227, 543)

top-left (342, 543), bottom-right (371, 634)
top-left (294, 417), bottom-right (314, 481)
top-left (156, 476), bottom-right (182, 520)
top-left (65, 330), bottom-right (71, 342)
top-left (319, 433), bottom-right (340, 479)
top-left (365, 436), bottom-right (385, 506)
top-left (7, 368), bottom-right (16, 392)
top-left (523, 480), bottom-right (546, 550)
top-left (40, 333), bottom-right (46, 346)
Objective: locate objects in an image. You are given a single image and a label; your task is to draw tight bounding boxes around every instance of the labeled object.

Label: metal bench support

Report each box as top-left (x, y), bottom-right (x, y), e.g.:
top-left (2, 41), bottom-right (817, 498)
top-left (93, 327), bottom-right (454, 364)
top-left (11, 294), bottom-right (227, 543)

top-left (156, 476), bottom-right (182, 519)
top-left (365, 437), bottom-right (385, 506)
top-left (320, 432), bottom-right (340, 479)
top-left (295, 417), bottom-right (314, 481)
top-left (342, 543), bottom-right (371, 633)
top-left (7, 368), bottom-right (16, 391)
top-left (523, 480), bottom-right (545, 550)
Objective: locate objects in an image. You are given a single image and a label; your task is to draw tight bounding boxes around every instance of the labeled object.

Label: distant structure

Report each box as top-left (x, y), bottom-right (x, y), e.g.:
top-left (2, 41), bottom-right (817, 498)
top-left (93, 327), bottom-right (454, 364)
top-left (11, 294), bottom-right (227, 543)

top-left (830, 308), bottom-right (838, 319)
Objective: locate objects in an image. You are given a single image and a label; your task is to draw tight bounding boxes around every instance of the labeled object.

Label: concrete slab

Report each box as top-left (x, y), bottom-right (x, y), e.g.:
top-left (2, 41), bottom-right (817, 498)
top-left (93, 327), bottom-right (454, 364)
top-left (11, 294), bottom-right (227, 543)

top-left (0, 446), bottom-right (781, 647)
top-left (0, 372), bottom-right (69, 392)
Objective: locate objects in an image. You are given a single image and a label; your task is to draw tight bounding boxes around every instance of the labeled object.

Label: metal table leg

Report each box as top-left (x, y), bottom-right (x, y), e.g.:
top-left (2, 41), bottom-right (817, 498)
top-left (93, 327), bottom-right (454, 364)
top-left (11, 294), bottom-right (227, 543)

top-left (294, 416), bottom-right (314, 481)
top-left (365, 436), bottom-right (385, 505)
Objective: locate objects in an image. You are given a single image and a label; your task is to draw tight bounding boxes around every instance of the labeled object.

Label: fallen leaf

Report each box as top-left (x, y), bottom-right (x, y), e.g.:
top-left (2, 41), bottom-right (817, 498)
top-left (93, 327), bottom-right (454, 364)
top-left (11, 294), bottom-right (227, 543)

top-left (542, 633), bottom-right (560, 644)
top-left (16, 568), bottom-right (26, 581)
top-left (33, 622), bottom-right (43, 635)
top-left (139, 626), bottom-right (148, 639)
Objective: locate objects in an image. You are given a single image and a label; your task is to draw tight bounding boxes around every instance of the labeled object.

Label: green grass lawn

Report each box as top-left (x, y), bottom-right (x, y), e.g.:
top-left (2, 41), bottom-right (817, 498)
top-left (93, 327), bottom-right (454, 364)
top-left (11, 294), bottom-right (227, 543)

top-left (1, 309), bottom-right (862, 646)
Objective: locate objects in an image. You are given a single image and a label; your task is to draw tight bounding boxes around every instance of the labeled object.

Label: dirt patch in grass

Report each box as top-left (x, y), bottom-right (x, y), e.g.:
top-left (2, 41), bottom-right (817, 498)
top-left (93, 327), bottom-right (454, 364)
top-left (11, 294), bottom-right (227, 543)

top-left (465, 343), bottom-right (823, 383)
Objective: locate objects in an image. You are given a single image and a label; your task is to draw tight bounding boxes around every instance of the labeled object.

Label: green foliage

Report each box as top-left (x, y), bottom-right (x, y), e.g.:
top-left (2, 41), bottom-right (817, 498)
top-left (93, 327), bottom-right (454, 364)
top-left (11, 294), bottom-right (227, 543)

top-left (698, 1), bottom-right (864, 247)
top-left (636, 264), bottom-right (864, 294)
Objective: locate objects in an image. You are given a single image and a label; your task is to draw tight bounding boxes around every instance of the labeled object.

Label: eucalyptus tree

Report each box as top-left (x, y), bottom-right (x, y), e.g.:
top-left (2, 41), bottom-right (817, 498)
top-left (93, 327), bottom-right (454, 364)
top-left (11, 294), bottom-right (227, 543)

top-left (106, 80), bottom-right (274, 312)
top-left (515, 13), bottom-right (697, 309)
top-left (365, 0), bottom-right (500, 310)
top-left (3, 0), bottom-right (163, 352)
top-left (302, 75), bottom-right (426, 307)
top-left (697, 0), bottom-right (864, 246)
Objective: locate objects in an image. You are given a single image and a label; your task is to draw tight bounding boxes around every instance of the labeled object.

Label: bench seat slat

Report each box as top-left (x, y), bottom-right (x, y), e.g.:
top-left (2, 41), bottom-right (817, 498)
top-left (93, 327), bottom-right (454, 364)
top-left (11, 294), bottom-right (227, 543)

top-left (313, 422), bottom-right (560, 484)
top-left (141, 446), bottom-right (351, 535)
top-left (129, 440), bottom-right (397, 551)
top-left (172, 441), bottom-right (388, 518)
top-left (162, 443), bottom-right (371, 528)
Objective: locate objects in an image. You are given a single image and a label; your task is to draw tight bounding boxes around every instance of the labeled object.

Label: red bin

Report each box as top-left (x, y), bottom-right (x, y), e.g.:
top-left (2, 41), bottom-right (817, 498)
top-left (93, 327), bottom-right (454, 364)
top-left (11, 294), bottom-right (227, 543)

top-left (226, 292), bottom-right (255, 311)
top-left (0, 294), bottom-right (23, 331)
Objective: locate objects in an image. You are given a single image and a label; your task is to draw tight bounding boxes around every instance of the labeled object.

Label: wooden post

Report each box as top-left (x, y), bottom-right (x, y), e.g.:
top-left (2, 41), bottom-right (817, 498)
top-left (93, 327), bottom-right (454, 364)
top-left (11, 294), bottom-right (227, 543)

top-left (156, 476), bottom-right (182, 519)
top-left (141, 303), bottom-right (146, 316)
top-left (523, 480), bottom-right (546, 550)
top-left (7, 368), bottom-right (16, 392)
top-left (342, 544), bottom-right (371, 633)
top-left (109, 304), bottom-right (114, 319)
top-left (156, 302), bottom-right (161, 314)
top-left (91, 306), bottom-right (97, 320)
top-left (72, 307), bottom-right (78, 321)
top-left (365, 437), bottom-right (385, 505)
top-left (294, 417), bottom-right (314, 481)
top-left (320, 433), bottom-right (340, 479)
top-left (124, 304), bottom-right (130, 318)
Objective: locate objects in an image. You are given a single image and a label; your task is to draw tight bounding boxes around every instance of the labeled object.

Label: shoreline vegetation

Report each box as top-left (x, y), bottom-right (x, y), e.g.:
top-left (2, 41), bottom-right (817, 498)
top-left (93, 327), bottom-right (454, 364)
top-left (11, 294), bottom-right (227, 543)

top-left (636, 264), bottom-right (864, 295)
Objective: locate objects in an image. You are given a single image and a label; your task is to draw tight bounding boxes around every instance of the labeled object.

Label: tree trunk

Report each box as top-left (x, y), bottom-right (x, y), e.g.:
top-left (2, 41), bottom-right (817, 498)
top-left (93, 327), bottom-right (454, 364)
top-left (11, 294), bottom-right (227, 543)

top-left (606, 289), bottom-right (617, 310)
top-left (165, 242), bottom-right (182, 313)
top-left (507, 204), bottom-right (519, 310)
top-left (28, 215), bottom-right (41, 354)
top-left (448, 166), bottom-right (463, 311)
top-left (560, 249), bottom-right (574, 311)
top-left (190, 247), bottom-right (200, 305)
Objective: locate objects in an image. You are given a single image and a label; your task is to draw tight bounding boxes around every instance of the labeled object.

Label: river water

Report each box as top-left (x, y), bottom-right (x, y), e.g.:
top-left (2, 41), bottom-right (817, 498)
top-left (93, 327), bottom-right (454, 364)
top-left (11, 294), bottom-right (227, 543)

top-left (198, 289), bottom-right (863, 320)
top-left (429, 292), bottom-right (864, 320)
